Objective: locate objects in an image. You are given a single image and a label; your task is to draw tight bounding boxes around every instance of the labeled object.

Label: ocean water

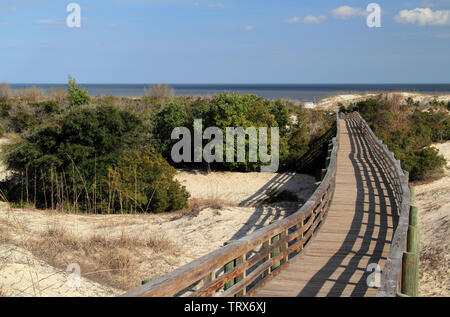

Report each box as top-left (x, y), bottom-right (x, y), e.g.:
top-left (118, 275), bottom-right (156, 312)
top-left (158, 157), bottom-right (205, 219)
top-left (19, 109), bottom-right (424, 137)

top-left (9, 84), bottom-right (450, 102)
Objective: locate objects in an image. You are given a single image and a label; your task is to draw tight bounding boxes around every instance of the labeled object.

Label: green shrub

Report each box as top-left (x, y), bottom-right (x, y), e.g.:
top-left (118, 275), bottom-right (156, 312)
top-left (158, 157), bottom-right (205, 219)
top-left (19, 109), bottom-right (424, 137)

top-left (67, 75), bottom-right (90, 107)
top-left (154, 101), bottom-right (188, 158)
top-left (351, 99), bottom-right (449, 182)
top-left (10, 110), bottom-right (39, 133)
top-left (109, 150), bottom-right (190, 213)
top-left (4, 105), bottom-right (150, 213)
top-left (0, 102), bottom-right (11, 118)
top-left (30, 100), bottom-right (61, 115)
top-left (408, 148), bottom-right (446, 181)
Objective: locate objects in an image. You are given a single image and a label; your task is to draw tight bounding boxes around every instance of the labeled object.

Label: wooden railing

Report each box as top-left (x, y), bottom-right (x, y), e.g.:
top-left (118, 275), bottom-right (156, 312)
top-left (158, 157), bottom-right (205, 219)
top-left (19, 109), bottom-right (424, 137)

top-left (345, 113), bottom-right (412, 297)
top-left (121, 112), bottom-right (341, 297)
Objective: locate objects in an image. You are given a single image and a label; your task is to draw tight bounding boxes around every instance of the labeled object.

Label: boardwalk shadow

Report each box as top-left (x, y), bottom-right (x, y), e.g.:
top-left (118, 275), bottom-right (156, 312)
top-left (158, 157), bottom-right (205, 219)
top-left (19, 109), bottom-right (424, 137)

top-left (296, 119), bottom-right (399, 297)
top-left (229, 172), bottom-right (310, 241)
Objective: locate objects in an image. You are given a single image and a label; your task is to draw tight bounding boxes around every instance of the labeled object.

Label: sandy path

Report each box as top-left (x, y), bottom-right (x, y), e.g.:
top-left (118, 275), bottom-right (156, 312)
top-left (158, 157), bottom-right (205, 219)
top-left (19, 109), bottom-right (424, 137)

top-left (414, 142), bottom-right (450, 297)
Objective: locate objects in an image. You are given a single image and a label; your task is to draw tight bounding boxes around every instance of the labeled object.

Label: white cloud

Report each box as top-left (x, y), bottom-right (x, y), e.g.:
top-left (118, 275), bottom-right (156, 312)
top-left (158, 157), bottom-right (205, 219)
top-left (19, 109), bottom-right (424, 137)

top-left (244, 25), bottom-right (254, 31)
top-left (331, 6), bottom-right (367, 20)
top-left (395, 8), bottom-right (450, 25)
top-left (287, 15), bottom-right (327, 25)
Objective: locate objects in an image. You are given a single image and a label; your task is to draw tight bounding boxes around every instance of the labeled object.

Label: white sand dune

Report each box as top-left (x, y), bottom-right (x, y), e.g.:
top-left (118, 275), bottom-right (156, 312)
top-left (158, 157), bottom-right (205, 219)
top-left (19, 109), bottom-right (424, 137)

top-left (315, 92), bottom-right (450, 111)
top-left (414, 142), bottom-right (450, 297)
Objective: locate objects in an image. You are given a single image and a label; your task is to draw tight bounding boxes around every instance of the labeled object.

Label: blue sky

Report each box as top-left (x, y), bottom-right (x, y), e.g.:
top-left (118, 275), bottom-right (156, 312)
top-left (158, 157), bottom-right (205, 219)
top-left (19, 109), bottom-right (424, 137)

top-left (1, 0), bottom-right (450, 83)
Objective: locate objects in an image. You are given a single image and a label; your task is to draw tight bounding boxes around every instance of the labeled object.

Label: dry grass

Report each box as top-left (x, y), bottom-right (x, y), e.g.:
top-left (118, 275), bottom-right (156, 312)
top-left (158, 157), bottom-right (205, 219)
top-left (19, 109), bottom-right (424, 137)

top-left (172, 197), bottom-right (231, 219)
top-left (20, 222), bottom-right (178, 290)
top-left (18, 86), bottom-right (47, 102)
top-left (0, 82), bottom-right (13, 102)
top-left (48, 87), bottom-right (66, 104)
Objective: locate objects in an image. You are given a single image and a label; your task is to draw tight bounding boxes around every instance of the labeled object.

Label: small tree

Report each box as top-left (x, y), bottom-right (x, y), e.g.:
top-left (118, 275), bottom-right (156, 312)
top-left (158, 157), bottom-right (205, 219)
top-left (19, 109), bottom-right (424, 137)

top-left (67, 75), bottom-right (90, 107)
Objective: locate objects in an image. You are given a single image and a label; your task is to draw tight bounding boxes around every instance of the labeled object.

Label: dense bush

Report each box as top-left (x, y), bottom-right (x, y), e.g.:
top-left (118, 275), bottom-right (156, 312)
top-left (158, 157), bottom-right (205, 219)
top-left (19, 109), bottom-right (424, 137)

top-left (0, 102), bottom-right (11, 118)
top-left (107, 150), bottom-right (190, 213)
top-left (30, 100), bottom-right (61, 115)
top-left (347, 98), bottom-right (449, 181)
top-left (10, 109), bottom-right (39, 133)
top-left (3, 105), bottom-right (189, 213)
top-left (151, 93), bottom-right (333, 173)
top-left (154, 101), bottom-right (188, 158)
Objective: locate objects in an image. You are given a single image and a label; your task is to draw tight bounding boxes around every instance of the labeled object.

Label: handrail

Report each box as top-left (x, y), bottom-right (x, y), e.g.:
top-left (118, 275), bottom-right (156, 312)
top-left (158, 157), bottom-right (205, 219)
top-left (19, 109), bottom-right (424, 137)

top-left (121, 112), bottom-right (341, 297)
top-left (346, 112), bottom-right (411, 297)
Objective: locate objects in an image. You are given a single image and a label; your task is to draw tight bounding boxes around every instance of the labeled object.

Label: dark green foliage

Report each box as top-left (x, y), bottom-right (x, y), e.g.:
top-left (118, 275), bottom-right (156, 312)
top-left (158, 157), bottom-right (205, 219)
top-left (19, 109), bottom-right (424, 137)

top-left (30, 100), bottom-right (61, 115)
top-left (403, 148), bottom-right (446, 182)
top-left (349, 99), bottom-right (449, 182)
top-left (10, 110), bottom-right (39, 133)
top-left (67, 75), bottom-right (90, 107)
top-left (154, 101), bottom-right (188, 158)
top-left (111, 150), bottom-right (190, 213)
top-left (0, 102), bottom-right (11, 118)
top-left (3, 105), bottom-right (189, 213)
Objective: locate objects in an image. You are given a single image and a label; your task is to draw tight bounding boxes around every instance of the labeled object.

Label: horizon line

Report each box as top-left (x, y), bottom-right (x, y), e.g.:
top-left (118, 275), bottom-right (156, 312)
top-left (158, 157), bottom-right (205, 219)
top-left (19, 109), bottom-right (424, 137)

top-left (7, 82), bottom-right (450, 86)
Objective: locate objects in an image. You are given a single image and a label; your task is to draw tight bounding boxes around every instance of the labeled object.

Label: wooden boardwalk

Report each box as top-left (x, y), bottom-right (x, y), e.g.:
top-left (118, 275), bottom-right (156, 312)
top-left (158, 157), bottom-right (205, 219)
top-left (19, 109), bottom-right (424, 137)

top-left (256, 118), bottom-right (399, 297)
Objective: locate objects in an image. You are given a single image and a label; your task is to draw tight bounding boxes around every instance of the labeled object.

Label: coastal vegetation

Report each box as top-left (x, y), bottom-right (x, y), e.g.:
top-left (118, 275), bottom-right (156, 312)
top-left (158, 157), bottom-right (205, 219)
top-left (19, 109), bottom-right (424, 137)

top-left (0, 78), bottom-right (447, 213)
top-left (343, 97), bottom-right (450, 181)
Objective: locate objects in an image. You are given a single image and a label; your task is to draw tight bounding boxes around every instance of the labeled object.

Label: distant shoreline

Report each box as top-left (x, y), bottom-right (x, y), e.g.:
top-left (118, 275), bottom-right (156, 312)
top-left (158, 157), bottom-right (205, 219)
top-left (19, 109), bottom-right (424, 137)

top-left (8, 83), bottom-right (450, 102)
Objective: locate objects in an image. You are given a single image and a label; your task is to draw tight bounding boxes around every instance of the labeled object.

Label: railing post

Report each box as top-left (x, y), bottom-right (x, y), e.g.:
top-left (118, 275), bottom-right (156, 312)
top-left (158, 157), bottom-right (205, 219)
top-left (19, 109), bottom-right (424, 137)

top-left (201, 271), bottom-right (216, 297)
top-left (235, 253), bottom-right (246, 297)
top-left (401, 179), bottom-right (420, 297)
top-left (280, 229), bottom-right (288, 265)
top-left (296, 219), bottom-right (304, 253)
top-left (271, 233), bottom-right (281, 271)
top-left (261, 239), bottom-right (271, 279)
top-left (223, 240), bottom-right (237, 290)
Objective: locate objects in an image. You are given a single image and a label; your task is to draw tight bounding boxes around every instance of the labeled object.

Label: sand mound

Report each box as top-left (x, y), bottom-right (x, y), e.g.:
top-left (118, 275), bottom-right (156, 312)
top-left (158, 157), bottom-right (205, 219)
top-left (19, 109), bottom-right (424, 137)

top-left (315, 92), bottom-right (450, 111)
top-left (175, 170), bottom-right (315, 206)
top-left (414, 142), bottom-right (450, 297)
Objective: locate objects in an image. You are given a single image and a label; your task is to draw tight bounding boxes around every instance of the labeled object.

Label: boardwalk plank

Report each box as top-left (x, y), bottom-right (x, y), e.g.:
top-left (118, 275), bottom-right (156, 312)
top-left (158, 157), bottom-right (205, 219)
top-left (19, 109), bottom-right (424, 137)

top-left (256, 118), bottom-right (396, 297)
